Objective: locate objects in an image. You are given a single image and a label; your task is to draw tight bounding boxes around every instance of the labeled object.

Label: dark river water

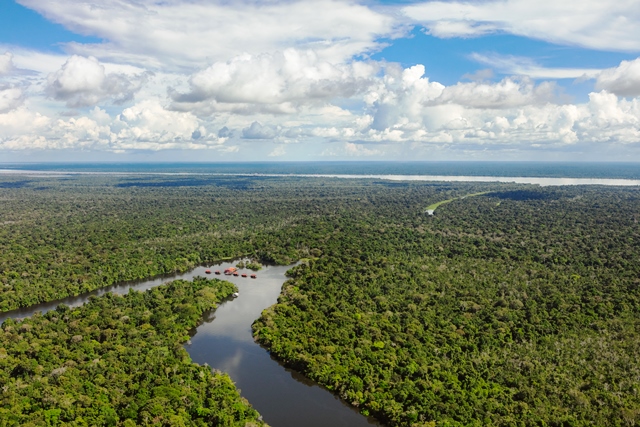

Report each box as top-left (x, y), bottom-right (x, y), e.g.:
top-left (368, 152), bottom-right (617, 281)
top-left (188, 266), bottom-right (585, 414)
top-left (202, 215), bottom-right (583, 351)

top-left (0, 261), bottom-right (382, 427)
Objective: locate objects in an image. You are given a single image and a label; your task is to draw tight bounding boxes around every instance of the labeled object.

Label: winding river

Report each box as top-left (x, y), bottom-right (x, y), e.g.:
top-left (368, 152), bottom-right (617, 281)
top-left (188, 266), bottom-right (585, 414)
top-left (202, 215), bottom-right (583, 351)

top-left (0, 262), bottom-right (382, 427)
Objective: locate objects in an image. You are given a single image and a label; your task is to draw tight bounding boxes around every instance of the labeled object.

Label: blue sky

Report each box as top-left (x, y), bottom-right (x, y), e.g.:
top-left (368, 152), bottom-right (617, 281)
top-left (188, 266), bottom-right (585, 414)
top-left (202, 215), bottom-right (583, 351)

top-left (1, 0), bottom-right (640, 162)
top-left (0, 1), bottom-right (101, 52)
top-left (373, 28), bottom-right (636, 82)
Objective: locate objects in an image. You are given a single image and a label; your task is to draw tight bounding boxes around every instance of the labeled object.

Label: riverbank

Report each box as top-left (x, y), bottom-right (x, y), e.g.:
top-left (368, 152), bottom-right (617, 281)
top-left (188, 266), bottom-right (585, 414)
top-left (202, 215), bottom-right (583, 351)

top-left (0, 261), bottom-right (383, 427)
top-left (186, 263), bottom-right (382, 427)
top-left (0, 275), bottom-right (265, 426)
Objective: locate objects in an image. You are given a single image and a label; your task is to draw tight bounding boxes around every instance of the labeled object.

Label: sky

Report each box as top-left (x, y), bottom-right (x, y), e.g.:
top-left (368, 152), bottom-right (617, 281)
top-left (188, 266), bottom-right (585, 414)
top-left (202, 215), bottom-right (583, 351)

top-left (1, 0), bottom-right (639, 162)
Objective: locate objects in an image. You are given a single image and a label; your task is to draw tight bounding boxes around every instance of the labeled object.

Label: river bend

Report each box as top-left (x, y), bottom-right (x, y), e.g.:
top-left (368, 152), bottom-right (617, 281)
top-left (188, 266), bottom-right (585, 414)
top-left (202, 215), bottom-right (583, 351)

top-left (0, 262), bottom-right (381, 427)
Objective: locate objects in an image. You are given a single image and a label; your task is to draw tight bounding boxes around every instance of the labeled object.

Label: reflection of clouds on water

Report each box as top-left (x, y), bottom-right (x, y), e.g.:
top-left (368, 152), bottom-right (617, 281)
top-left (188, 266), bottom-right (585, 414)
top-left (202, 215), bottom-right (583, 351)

top-left (187, 261), bottom-right (381, 427)
top-left (217, 347), bottom-right (245, 378)
top-left (197, 305), bottom-right (253, 342)
top-left (201, 310), bottom-right (216, 324)
top-left (0, 266), bottom-right (226, 323)
top-left (0, 262), bottom-right (289, 327)
top-left (353, 174), bottom-right (640, 186)
top-left (191, 264), bottom-right (291, 344)
top-left (4, 260), bottom-right (376, 426)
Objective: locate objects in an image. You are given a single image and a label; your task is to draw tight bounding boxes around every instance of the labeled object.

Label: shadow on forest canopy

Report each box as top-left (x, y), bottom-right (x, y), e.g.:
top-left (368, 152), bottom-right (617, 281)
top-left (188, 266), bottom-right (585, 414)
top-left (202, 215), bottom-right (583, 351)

top-left (490, 190), bottom-right (558, 201)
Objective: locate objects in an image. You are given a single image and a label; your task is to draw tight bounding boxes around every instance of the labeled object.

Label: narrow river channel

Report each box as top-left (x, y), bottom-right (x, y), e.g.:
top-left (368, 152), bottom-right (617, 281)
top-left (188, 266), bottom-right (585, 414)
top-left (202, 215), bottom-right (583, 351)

top-left (0, 261), bottom-right (382, 427)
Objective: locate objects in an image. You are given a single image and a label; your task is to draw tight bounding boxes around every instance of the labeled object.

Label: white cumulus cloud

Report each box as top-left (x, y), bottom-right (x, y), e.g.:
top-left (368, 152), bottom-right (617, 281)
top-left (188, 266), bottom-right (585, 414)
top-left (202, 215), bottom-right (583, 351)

top-left (242, 121), bottom-right (278, 140)
top-left (170, 49), bottom-right (378, 115)
top-left (434, 78), bottom-right (557, 109)
top-left (362, 64), bottom-right (559, 140)
top-left (344, 141), bottom-right (381, 156)
top-left (0, 99), bottom-right (234, 151)
top-left (0, 86), bottom-right (24, 113)
top-left (350, 64), bottom-right (640, 149)
top-left (586, 90), bottom-right (640, 129)
top-left (47, 55), bottom-right (150, 108)
top-left (0, 108), bottom-right (51, 142)
top-left (116, 99), bottom-right (199, 143)
top-left (365, 64), bottom-right (445, 131)
top-left (596, 58), bottom-right (640, 97)
top-left (268, 145), bottom-right (286, 157)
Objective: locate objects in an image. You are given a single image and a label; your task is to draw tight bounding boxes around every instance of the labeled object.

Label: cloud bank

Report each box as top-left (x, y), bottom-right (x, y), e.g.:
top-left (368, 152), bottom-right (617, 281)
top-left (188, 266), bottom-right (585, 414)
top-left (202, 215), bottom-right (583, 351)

top-left (0, 0), bottom-right (639, 160)
top-left (170, 49), bottom-right (378, 115)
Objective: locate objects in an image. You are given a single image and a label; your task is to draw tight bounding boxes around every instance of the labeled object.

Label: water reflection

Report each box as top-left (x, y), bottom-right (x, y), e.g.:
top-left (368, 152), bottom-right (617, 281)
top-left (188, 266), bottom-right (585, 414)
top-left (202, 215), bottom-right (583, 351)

top-left (260, 174), bottom-right (640, 186)
top-left (0, 264), bottom-right (233, 324)
top-left (1, 262), bottom-right (382, 427)
top-left (2, 168), bottom-right (640, 186)
top-left (186, 264), bottom-right (382, 427)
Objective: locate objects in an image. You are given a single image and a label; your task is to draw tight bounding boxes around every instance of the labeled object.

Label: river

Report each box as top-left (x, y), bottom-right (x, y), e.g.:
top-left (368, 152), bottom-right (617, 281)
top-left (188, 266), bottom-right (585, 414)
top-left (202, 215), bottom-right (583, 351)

top-left (2, 168), bottom-right (640, 186)
top-left (0, 261), bottom-right (382, 427)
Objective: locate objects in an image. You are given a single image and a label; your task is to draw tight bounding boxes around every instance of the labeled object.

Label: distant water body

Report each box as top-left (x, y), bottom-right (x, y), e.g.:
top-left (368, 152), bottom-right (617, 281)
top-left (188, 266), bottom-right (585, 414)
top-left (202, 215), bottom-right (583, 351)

top-left (1, 162), bottom-right (639, 186)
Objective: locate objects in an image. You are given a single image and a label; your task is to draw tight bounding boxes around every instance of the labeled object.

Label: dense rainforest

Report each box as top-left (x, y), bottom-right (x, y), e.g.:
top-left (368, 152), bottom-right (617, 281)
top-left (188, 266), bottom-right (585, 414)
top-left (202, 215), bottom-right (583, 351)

top-left (0, 174), bottom-right (499, 311)
top-left (0, 276), bottom-right (265, 426)
top-left (1, 173), bottom-right (639, 426)
top-left (254, 184), bottom-right (640, 426)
